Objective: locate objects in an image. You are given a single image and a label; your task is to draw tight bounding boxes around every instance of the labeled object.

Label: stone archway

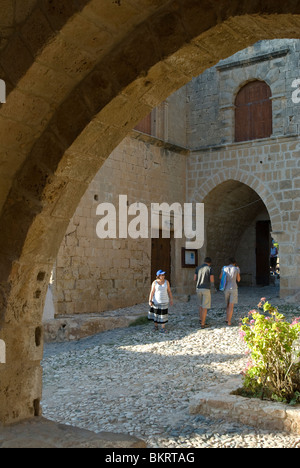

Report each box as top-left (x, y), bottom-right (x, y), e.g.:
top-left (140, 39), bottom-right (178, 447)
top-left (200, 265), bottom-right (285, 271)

top-left (0, 1), bottom-right (300, 424)
top-left (199, 179), bottom-right (272, 287)
top-left (191, 168), bottom-right (283, 232)
top-left (191, 170), bottom-right (289, 292)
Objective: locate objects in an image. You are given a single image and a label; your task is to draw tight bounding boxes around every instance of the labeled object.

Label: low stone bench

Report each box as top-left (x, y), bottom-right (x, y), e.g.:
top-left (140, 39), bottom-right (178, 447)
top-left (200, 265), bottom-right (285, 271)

top-left (43, 312), bottom-right (145, 342)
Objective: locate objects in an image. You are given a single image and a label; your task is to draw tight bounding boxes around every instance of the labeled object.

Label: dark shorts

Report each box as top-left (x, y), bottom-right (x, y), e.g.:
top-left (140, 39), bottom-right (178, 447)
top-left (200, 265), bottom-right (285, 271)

top-left (270, 257), bottom-right (277, 268)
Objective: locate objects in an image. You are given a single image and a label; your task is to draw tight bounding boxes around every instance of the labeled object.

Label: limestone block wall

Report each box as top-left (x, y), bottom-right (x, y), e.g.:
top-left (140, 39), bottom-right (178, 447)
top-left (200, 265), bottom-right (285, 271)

top-left (53, 133), bottom-right (187, 316)
top-left (52, 39), bottom-right (300, 315)
top-left (187, 135), bottom-right (300, 297)
top-left (186, 39), bottom-right (300, 297)
top-left (186, 39), bottom-right (300, 149)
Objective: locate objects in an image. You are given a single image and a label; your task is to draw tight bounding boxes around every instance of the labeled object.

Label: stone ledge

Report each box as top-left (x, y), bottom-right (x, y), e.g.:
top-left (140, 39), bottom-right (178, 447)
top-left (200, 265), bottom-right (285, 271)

top-left (43, 313), bottom-right (145, 343)
top-left (189, 375), bottom-right (300, 434)
top-left (0, 417), bottom-right (146, 448)
top-left (44, 295), bottom-right (190, 342)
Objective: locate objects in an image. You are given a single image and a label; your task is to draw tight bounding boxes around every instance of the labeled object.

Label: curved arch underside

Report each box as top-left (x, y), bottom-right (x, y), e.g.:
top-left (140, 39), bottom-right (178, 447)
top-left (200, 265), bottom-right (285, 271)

top-left (0, 0), bottom-right (300, 423)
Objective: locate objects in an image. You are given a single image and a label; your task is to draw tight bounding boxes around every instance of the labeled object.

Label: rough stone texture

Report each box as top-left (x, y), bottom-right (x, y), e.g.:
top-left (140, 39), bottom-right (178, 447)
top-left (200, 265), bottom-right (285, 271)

top-left (186, 39), bottom-right (300, 294)
top-left (0, 0), bottom-right (299, 425)
top-left (44, 296), bottom-right (190, 342)
top-left (190, 376), bottom-right (300, 435)
top-left (43, 312), bottom-right (145, 343)
top-left (41, 289), bottom-right (300, 448)
top-left (50, 40), bottom-right (299, 319)
top-left (187, 135), bottom-right (299, 295)
top-left (0, 417), bottom-right (146, 448)
top-left (187, 40), bottom-right (300, 147)
top-left (52, 128), bottom-right (187, 318)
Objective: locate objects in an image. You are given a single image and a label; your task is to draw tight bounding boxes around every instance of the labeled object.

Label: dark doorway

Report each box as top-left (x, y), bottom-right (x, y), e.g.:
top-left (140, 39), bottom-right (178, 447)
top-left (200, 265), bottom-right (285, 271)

top-left (256, 220), bottom-right (271, 285)
top-left (151, 232), bottom-right (171, 284)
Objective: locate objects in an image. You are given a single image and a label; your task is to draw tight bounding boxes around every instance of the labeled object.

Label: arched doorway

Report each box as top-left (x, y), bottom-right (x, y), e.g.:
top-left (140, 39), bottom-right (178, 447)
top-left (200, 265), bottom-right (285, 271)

top-left (201, 180), bottom-right (274, 287)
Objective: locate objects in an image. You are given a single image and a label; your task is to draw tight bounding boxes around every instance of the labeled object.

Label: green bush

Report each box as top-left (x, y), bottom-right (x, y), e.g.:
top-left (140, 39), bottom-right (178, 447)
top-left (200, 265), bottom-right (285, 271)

top-left (129, 316), bottom-right (149, 327)
top-left (239, 299), bottom-right (300, 404)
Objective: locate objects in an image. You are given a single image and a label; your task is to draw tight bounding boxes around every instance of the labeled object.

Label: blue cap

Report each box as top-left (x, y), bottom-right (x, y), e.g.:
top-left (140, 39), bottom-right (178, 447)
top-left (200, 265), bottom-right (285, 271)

top-left (156, 270), bottom-right (166, 276)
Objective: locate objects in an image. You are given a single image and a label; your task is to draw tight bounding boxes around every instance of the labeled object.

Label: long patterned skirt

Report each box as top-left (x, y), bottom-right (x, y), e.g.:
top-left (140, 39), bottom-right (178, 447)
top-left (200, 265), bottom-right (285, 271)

top-left (148, 304), bottom-right (169, 324)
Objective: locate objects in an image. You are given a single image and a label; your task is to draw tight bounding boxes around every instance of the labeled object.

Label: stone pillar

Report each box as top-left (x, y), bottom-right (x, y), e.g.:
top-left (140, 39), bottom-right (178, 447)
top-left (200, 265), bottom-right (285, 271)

top-left (0, 263), bottom-right (49, 424)
top-left (0, 324), bottom-right (43, 424)
top-left (272, 231), bottom-right (299, 298)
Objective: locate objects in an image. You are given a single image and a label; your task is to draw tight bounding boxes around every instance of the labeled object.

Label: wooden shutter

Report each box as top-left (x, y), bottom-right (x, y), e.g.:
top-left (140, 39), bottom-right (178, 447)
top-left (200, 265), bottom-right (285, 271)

top-left (134, 112), bottom-right (151, 135)
top-left (235, 81), bottom-right (272, 142)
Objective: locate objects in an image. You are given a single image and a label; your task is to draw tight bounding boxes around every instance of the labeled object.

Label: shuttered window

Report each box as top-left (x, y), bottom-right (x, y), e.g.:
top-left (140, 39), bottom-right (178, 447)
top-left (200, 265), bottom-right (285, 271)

top-left (134, 112), bottom-right (152, 135)
top-left (235, 81), bottom-right (272, 142)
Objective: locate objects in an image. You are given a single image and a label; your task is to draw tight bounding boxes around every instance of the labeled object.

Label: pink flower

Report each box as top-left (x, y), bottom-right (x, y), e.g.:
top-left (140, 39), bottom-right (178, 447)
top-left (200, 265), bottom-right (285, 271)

top-left (248, 309), bottom-right (256, 316)
top-left (241, 360), bottom-right (253, 375)
top-left (257, 297), bottom-right (267, 308)
top-left (291, 317), bottom-right (300, 326)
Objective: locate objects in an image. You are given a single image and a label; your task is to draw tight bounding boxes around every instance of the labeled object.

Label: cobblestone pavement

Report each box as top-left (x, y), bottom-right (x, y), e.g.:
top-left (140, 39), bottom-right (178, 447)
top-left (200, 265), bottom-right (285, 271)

top-left (42, 285), bottom-right (300, 448)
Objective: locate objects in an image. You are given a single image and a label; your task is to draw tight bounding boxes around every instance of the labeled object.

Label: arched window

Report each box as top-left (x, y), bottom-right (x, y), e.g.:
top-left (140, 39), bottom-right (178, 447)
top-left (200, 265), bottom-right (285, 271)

top-left (235, 81), bottom-right (272, 142)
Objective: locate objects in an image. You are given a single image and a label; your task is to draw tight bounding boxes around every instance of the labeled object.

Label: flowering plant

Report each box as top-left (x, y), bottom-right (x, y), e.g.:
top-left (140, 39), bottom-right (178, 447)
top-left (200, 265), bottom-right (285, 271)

top-left (239, 299), bottom-right (300, 404)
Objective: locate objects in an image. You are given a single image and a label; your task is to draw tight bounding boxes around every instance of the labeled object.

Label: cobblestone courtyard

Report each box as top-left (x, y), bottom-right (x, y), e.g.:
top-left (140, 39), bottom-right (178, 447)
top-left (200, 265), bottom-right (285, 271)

top-left (42, 285), bottom-right (300, 448)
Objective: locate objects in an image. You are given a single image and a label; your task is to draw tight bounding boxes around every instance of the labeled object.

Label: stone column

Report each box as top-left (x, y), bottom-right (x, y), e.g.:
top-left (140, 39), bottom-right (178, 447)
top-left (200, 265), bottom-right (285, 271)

top-left (0, 324), bottom-right (43, 424)
top-left (0, 263), bottom-right (50, 424)
top-left (272, 231), bottom-right (299, 298)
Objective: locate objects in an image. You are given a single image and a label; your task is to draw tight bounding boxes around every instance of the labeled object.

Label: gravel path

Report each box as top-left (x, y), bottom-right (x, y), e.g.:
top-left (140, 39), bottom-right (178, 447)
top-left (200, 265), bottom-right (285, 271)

top-left (42, 285), bottom-right (300, 448)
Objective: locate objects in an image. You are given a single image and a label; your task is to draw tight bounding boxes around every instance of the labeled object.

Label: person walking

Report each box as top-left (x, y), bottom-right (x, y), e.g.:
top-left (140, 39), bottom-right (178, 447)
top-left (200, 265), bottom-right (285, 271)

top-left (148, 270), bottom-right (173, 333)
top-left (194, 257), bottom-right (215, 329)
top-left (270, 240), bottom-right (278, 274)
top-left (220, 258), bottom-right (241, 326)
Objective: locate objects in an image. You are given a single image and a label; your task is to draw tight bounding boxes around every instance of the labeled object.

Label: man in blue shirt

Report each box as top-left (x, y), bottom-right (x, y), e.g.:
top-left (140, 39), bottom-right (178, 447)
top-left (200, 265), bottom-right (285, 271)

top-left (194, 257), bottom-right (215, 329)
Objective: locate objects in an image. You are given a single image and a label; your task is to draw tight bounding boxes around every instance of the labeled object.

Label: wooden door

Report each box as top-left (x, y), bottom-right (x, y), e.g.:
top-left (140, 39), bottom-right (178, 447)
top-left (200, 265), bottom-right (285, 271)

top-left (151, 232), bottom-right (171, 284)
top-left (235, 81), bottom-right (272, 142)
top-left (256, 220), bottom-right (270, 285)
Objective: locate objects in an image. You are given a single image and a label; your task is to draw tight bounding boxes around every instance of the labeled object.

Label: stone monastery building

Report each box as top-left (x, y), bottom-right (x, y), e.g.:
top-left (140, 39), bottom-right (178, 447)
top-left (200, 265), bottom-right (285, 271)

top-left (0, 0), bottom-right (299, 427)
top-left (47, 38), bottom-right (300, 320)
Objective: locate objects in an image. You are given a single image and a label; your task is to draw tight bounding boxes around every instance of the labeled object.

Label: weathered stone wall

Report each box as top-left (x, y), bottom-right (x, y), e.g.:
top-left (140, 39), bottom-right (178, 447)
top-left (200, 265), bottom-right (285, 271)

top-left (187, 136), bottom-right (299, 296)
top-left (50, 86), bottom-right (193, 317)
top-left (186, 39), bottom-right (300, 297)
top-left (1, 0), bottom-right (300, 424)
top-left (52, 39), bottom-right (300, 317)
top-left (186, 39), bottom-right (300, 148)
top-left (53, 132), bottom-right (188, 316)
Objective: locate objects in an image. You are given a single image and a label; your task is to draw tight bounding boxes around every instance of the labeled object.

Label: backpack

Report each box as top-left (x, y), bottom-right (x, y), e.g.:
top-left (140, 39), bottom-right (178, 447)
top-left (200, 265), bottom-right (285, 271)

top-left (219, 267), bottom-right (227, 291)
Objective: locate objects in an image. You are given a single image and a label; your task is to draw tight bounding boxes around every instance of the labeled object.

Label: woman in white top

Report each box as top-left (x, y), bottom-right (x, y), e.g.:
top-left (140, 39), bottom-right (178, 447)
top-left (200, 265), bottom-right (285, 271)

top-left (148, 270), bottom-right (173, 333)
